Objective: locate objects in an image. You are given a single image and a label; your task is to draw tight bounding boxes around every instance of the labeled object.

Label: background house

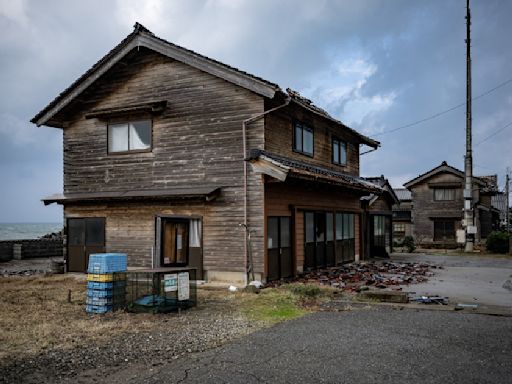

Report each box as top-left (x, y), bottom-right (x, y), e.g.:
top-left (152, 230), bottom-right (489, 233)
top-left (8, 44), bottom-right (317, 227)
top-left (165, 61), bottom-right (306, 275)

top-left (403, 161), bottom-right (499, 248)
top-left (392, 188), bottom-right (413, 243)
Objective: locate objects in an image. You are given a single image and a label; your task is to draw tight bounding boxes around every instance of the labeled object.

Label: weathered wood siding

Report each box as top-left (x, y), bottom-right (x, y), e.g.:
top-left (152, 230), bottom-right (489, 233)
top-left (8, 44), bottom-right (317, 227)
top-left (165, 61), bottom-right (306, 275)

top-left (264, 102), bottom-right (360, 176)
top-left (265, 181), bottom-right (362, 275)
top-left (61, 48), bottom-right (266, 273)
top-left (409, 172), bottom-right (478, 245)
top-left (369, 196), bottom-right (393, 214)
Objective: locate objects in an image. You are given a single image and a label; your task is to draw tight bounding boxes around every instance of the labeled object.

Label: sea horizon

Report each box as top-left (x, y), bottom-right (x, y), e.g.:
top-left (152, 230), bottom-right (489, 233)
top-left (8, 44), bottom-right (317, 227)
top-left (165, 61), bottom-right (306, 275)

top-left (0, 222), bottom-right (63, 241)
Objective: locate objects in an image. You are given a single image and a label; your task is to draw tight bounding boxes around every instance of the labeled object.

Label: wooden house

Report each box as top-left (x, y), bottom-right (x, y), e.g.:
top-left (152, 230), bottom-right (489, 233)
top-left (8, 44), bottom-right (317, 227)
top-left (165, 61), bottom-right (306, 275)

top-left (403, 161), bottom-right (499, 248)
top-left (361, 177), bottom-right (399, 258)
top-left (32, 23), bottom-right (383, 282)
top-left (392, 188), bottom-right (413, 243)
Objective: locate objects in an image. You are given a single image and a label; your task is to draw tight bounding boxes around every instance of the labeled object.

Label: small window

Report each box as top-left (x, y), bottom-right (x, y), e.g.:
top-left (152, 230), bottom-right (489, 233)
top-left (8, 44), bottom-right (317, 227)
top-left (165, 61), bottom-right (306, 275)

top-left (293, 122), bottom-right (314, 156)
top-left (108, 119), bottom-right (151, 153)
top-left (393, 223), bottom-right (406, 235)
top-left (332, 137), bottom-right (347, 165)
top-left (434, 188), bottom-right (456, 201)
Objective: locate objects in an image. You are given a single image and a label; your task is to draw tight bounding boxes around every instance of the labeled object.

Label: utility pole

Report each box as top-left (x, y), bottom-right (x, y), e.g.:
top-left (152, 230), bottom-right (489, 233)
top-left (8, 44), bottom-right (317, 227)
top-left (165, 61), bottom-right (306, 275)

top-left (506, 167), bottom-right (510, 232)
top-left (463, 0), bottom-right (475, 252)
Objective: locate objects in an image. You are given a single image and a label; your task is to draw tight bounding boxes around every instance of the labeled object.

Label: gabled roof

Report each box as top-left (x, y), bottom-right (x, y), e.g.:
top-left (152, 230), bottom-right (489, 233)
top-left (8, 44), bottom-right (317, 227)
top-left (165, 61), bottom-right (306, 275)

top-left (31, 23), bottom-right (380, 149)
top-left (32, 23), bottom-right (281, 127)
top-left (247, 149), bottom-right (383, 193)
top-left (404, 161), bottom-right (486, 189)
top-left (286, 89), bottom-right (379, 149)
top-left (361, 176), bottom-right (400, 205)
top-left (393, 188), bottom-right (412, 201)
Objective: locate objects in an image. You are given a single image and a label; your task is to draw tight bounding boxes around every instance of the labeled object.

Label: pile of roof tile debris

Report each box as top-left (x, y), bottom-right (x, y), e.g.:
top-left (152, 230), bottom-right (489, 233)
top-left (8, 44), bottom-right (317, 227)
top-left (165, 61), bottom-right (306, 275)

top-left (267, 261), bottom-right (441, 292)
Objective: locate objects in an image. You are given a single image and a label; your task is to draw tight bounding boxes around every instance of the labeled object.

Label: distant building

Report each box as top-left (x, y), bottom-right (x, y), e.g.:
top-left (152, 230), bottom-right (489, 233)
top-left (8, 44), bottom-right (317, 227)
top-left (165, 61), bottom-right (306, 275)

top-left (361, 176), bottom-right (399, 258)
top-left (392, 188), bottom-right (412, 243)
top-left (402, 161), bottom-right (499, 248)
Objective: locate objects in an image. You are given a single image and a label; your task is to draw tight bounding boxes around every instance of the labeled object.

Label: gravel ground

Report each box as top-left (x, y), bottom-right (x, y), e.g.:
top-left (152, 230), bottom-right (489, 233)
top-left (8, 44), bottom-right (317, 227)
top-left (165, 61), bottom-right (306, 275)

top-left (0, 297), bottom-right (261, 384)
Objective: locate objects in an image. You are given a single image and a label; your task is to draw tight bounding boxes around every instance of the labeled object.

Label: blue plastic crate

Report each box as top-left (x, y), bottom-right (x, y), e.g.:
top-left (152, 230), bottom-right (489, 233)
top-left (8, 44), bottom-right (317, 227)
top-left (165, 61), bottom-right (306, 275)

top-left (87, 288), bottom-right (125, 298)
top-left (86, 296), bottom-right (115, 306)
top-left (87, 281), bottom-right (113, 290)
top-left (87, 281), bottom-right (126, 290)
top-left (87, 253), bottom-right (127, 274)
top-left (86, 304), bottom-right (113, 314)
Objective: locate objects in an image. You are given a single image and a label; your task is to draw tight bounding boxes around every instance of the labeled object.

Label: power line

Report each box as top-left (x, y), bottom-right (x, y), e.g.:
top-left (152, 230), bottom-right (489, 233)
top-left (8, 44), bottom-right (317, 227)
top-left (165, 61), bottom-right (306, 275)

top-left (474, 121), bottom-right (512, 146)
top-left (373, 76), bottom-right (512, 137)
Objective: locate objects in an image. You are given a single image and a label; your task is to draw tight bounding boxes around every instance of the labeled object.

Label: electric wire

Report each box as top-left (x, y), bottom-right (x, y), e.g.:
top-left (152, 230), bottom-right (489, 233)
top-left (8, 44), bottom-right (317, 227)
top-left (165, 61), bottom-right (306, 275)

top-left (372, 76), bottom-right (512, 137)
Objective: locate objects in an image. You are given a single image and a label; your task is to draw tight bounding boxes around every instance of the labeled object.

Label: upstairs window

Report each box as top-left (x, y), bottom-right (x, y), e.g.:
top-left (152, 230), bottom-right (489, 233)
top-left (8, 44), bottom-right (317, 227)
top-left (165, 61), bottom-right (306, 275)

top-left (332, 137), bottom-right (347, 165)
top-left (108, 119), bottom-right (152, 153)
top-left (293, 122), bottom-right (314, 156)
top-left (433, 188), bottom-right (456, 201)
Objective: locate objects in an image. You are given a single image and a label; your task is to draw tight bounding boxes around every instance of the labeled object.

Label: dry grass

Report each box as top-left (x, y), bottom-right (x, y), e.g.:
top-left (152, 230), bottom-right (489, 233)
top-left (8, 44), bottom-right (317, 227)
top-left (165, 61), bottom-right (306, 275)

top-left (0, 276), bottom-right (175, 363)
top-left (0, 277), bottom-right (326, 365)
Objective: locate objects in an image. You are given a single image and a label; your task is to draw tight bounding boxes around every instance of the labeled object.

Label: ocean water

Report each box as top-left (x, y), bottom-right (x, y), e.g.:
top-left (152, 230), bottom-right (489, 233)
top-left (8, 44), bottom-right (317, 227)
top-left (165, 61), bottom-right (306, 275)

top-left (0, 223), bottom-right (63, 241)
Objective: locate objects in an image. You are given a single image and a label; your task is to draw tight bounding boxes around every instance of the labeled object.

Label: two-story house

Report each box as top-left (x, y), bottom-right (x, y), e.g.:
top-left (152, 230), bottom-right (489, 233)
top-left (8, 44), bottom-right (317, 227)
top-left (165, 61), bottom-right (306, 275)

top-left (32, 23), bottom-right (382, 283)
top-left (403, 161), bottom-right (499, 248)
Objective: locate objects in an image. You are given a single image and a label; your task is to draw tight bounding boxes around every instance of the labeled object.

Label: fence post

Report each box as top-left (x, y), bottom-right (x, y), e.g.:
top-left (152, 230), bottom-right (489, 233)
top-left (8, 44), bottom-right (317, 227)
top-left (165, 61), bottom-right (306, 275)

top-left (13, 244), bottom-right (22, 260)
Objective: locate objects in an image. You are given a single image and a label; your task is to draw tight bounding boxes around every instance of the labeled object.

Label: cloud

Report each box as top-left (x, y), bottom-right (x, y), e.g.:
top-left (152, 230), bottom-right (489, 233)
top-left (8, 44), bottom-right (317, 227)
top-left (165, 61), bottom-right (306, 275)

top-left (1, 0), bottom-right (512, 222)
top-left (300, 57), bottom-right (397, 132)
top-left (0, 0), bottom-right (28, 26)
top-left (0, 113), bottom-right (38, 146)
top-left (114, 0), bottom-right (166, 30)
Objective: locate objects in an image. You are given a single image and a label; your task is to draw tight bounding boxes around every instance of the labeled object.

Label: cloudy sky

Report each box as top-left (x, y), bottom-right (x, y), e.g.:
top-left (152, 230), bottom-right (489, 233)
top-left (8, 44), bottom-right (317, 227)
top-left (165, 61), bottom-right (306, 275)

top-left (0, 0), bottom-right (511, 223)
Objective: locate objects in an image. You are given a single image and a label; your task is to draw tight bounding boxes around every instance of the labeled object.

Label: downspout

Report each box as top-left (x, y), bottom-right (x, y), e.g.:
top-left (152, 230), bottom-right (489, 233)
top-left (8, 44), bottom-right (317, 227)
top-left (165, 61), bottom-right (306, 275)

top-left (242, 95), bottom-right (291, 285)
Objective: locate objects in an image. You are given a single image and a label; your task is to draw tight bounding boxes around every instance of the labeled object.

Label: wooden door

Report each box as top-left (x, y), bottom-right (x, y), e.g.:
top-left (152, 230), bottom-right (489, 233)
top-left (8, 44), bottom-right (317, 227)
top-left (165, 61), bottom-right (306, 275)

top-left (161, 219), bottom-right (189, 266)
top-left (267, 217), bottom-right (293, 281)
top-left (67, 218), bottom-right (105, 272)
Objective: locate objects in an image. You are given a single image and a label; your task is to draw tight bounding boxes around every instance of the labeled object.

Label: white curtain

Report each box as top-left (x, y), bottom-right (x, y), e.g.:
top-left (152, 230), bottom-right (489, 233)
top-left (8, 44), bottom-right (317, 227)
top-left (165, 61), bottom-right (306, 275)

top-left (129, 121), bottom-right (150, 150)
top-left (109, 124), bottom-right (128, 152)
top-left (189, 219), bottom-right (202, 247)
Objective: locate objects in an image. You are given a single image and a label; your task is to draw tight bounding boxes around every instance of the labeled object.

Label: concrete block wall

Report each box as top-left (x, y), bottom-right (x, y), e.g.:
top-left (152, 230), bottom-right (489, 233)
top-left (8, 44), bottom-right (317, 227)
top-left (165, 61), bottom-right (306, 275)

top-left (0, 240), bottom-right (63, 262)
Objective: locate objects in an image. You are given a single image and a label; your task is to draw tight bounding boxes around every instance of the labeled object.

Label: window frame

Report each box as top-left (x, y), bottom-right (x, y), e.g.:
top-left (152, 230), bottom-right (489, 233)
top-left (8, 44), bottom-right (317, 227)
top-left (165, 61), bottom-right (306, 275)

top-left (293, 121), bottom-right (314, 157)
top-left (393, 222), bottom-right (406, 234)
top-left (332, 136), bottom-right (347, 165)
top-left (433, 219), bottom-right (456, 241)
top-left (433, 188), bottom-right (456, 201)
top-left (107, 118), bottom-right (153, 155)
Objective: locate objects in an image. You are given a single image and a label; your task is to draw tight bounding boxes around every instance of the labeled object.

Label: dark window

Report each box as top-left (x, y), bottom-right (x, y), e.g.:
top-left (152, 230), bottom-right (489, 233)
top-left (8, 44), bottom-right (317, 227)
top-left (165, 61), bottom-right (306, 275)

top-left (86, 218), bottom-right (105, 246)
top-left (433, 188), bottom-right (456, 201)
top-left (393, 210), bottom-right (411, 221)
top-left (434, 220), bottom-right (455, 241)
top-left (293, 122), bottom-right (314, 155)
top-left (108, 119), bottom-right (152, 153)
top-left (332, 137), bottom-right (347, 165)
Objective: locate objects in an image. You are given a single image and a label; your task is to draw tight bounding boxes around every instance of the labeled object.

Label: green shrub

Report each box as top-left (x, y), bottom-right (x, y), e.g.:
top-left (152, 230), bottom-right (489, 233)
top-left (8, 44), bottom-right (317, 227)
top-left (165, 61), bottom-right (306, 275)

top-left (486, 231), bottom-right (510, 254)
top-left (402, 236), bottom-right (416, 253)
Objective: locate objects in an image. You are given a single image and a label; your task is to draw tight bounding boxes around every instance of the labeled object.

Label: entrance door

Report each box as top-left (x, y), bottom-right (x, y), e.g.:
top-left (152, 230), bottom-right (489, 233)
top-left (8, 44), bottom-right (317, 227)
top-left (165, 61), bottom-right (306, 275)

top-left (304, 212), bottom-right (337, 270)
top-left (67, 218), bottom-right (105, 272)
top-left (267, 217), bottom-right (292, 281)
top-left (161, 219), bottom-right (189, 266)
top-left (371, 215), bottom-right (389, 257)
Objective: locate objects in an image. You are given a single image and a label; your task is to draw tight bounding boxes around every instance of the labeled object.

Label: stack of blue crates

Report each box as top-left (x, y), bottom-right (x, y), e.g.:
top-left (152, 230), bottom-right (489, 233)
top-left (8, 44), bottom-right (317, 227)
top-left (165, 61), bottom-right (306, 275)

top-left (86, 253), bottom-right (127, 314)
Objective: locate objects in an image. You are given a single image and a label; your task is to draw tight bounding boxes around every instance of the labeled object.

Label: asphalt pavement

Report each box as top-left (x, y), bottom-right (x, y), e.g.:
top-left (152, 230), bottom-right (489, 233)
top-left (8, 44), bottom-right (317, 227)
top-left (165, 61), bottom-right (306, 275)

top-left (117, 307), bottom-right (512, 384)
top-left (391, 254), bottom-right (512, 307)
